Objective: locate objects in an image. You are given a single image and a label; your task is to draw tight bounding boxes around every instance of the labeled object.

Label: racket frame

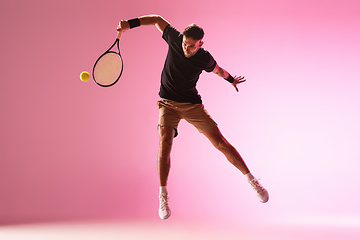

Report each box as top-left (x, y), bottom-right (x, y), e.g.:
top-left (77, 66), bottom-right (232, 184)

top-left (92, 32), bottom-right (123, 87)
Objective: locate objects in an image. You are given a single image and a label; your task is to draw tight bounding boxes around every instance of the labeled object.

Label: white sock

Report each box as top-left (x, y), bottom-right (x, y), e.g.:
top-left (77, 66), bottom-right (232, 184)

top-left (245, 172), bottom-right (255, 182)
top-left (159, 186), bottom-right (168, 195)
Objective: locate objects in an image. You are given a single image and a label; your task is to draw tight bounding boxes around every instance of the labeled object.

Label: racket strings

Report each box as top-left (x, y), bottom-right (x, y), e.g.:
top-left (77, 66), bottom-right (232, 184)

top-left (93, 52), bottom-right (123, 86)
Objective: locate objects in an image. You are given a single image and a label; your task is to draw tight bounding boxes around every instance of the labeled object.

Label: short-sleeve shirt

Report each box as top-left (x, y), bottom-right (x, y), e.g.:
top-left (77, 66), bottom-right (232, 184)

top-left (159, 25), bottom-right (217, 104)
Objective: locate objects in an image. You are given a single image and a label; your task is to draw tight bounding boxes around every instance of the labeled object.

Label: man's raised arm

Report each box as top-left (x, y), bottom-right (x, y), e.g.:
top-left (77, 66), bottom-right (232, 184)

top-left (117, 15), bottom-right (170, 34)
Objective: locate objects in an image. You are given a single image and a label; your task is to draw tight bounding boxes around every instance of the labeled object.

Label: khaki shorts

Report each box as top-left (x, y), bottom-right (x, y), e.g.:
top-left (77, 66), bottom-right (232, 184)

top-left (157, 99), bottom-right (217, 137)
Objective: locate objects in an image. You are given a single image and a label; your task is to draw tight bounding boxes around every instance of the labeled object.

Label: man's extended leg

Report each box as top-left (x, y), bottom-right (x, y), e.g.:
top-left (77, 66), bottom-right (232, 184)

top-left (202, 126), bottom-right (269, 203)
top-left (157, 125), bottom-right (175, 219)
top-left (202, 126), bottom-right (249, 174)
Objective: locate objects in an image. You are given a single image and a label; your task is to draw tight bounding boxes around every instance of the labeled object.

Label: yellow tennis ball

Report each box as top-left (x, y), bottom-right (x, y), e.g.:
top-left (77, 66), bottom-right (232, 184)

top-left (80, 71), bottom-right (90, 82)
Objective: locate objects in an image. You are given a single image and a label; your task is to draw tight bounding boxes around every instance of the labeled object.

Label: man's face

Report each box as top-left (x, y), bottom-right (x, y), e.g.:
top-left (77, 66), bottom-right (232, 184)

top-left (182, 36), bottom-right (203, 58)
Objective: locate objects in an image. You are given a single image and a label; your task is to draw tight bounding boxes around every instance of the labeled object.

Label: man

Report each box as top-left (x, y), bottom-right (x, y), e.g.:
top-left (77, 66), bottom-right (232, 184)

top-left (117, 15), bottom-right (269, 220)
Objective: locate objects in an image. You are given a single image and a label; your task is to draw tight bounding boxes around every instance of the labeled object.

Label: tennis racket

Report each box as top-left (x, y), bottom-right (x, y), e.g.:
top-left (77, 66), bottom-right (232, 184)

top-left (93, 31), bottom-right (123, 87)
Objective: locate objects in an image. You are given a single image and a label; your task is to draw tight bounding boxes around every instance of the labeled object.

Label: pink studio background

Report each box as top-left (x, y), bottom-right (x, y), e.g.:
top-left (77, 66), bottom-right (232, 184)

top-left (1, 0), bottom-right (360, 238)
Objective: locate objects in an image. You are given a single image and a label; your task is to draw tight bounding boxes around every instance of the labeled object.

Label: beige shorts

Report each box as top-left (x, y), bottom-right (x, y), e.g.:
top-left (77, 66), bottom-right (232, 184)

top-left (157, 99), bottom-right (217, 137)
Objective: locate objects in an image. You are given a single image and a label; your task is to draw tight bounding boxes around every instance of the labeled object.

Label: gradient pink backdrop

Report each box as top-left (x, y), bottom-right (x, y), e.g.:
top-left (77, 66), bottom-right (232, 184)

top-left (1, 0), bottom-right (360, 238)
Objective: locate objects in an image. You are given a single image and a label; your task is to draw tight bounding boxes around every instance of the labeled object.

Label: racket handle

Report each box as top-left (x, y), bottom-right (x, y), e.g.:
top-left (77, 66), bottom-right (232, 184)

top-left (116, 30), bottom-right (122, 39)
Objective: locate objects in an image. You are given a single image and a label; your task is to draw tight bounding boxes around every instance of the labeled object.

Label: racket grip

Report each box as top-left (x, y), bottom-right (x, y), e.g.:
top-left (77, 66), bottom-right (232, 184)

top-left (116, 30), bottom-right (122, 39)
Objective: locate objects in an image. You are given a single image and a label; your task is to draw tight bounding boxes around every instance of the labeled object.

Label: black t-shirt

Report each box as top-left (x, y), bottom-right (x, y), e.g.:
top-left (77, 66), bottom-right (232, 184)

top-left (159, 25), bottom-right (217, 104)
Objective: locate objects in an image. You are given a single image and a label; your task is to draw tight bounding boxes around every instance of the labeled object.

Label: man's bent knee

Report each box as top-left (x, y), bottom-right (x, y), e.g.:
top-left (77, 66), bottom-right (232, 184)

top-left (159, 126), bottom-right (176, 143)
top-left (158, 125), bottom-right (177, 139)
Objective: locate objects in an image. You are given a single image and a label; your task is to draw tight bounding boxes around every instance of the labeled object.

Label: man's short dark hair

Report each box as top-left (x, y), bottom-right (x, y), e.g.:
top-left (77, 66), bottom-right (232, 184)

top-left (183, 24), bottom-right (204, 40)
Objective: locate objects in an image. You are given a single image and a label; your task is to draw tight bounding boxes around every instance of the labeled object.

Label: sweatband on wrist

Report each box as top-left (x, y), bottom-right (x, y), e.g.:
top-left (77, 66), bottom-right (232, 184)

top-left (128, 18), bottom-right (141, 29)
top-left (225, 74), bottom-right (235, 83)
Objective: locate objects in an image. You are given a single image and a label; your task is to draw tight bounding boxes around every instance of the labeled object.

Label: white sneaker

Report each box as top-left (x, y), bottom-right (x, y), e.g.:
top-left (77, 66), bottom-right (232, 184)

top-left (249, 178), bottom-right (269, 203)
top-left (159, 193), bottom-right (171, 220)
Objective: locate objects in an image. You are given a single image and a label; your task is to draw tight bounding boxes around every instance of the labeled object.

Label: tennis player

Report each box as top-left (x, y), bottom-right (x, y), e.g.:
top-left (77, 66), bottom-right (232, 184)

top-left (117, 15), bottom-right (269, 220)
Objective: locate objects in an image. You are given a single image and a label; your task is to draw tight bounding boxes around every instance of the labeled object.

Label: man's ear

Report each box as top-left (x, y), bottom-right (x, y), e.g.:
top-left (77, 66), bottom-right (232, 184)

top-left (199, 40), bottom-right (204, 48)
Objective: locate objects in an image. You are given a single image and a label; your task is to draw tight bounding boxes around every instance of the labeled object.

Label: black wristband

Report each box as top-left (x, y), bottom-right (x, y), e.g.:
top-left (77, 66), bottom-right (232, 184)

top-left (128, 18), bottom-right (141, 29)
top-left (225, 74), bottom-right (235, 83)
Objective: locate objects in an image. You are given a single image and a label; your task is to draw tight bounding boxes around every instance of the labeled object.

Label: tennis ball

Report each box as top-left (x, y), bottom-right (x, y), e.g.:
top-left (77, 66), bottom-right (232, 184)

top-left (80, 71), bottom-right (90, 82)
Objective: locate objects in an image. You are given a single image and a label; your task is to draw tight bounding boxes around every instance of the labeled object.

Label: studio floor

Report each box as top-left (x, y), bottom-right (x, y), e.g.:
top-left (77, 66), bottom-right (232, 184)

top-left (1, 219), bottom-right (359, 240)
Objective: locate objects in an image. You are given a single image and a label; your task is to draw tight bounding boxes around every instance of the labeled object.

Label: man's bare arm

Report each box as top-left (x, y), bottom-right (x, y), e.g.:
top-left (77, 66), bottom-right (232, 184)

top-left (117, 15), bottom-right (170, 34)
top-left (212, 64), bottom-right (246, 92)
